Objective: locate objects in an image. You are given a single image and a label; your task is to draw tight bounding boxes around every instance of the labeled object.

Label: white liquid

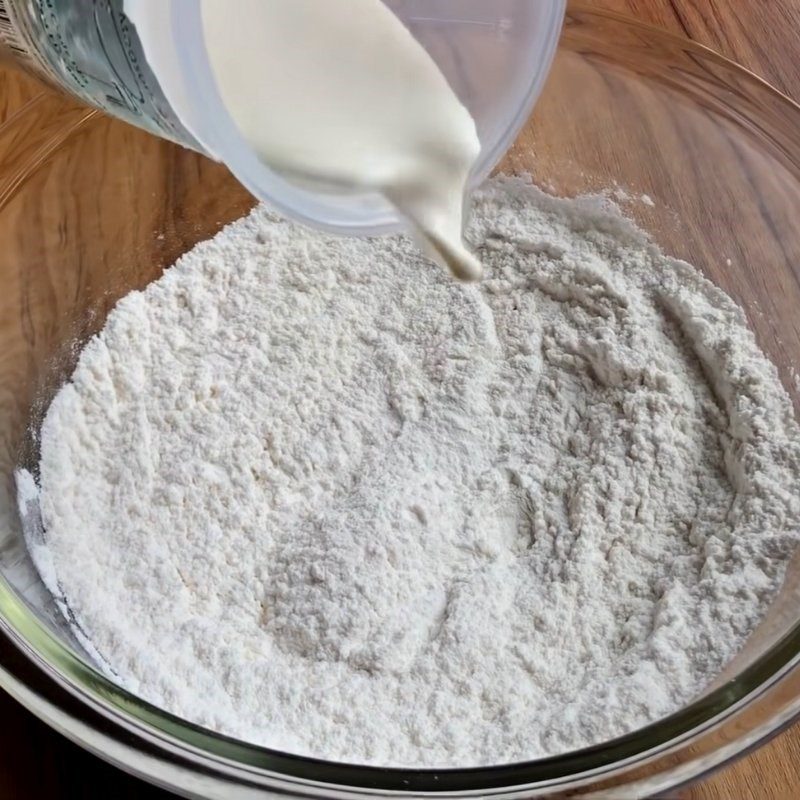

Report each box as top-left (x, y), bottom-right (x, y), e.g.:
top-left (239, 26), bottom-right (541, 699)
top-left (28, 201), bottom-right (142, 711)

top-left (200, 0), bottom-right (483, 281)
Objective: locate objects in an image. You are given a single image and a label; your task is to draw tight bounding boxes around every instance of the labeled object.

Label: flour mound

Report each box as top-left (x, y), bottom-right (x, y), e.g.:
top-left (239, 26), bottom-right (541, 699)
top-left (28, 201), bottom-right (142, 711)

top-left (29, 178), bottom-right (800, 766)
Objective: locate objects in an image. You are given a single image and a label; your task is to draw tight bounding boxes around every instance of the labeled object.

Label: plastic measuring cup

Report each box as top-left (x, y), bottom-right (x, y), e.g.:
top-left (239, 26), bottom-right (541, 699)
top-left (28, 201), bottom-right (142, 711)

top-left (0, 0), bottom-right (566, 235)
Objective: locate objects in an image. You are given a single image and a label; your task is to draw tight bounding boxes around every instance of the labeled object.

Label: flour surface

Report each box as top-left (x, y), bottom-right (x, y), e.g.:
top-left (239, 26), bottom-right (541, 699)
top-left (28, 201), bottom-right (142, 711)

top-left (29, 178), bottom-right (800, 766)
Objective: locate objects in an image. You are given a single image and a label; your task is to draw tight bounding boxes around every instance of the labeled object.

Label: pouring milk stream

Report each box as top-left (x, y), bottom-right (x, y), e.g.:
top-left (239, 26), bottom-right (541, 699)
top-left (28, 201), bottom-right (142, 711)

top-left (201, 0), bottom-right (483, 280)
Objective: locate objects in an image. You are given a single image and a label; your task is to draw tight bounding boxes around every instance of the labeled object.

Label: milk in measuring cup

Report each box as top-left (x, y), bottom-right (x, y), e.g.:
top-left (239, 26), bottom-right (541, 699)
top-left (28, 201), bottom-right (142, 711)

top-left (0, 0), bottom-right (566, 276)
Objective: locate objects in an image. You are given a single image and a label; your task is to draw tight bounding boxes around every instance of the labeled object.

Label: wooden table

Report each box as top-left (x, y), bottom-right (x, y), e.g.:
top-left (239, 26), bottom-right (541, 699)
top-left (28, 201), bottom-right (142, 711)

top-left (1, 2), bottom-right (800, 797)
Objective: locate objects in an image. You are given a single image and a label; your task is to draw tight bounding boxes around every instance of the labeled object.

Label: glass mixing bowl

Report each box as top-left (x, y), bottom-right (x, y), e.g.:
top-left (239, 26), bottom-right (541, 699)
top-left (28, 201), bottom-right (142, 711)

top-left (2, 4), bottom-right (800, 797)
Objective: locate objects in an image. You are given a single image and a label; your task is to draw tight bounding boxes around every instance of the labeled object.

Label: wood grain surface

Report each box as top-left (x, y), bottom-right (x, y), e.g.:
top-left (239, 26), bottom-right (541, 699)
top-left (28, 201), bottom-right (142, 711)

top-left (1, 2), bottom-right (800, 798)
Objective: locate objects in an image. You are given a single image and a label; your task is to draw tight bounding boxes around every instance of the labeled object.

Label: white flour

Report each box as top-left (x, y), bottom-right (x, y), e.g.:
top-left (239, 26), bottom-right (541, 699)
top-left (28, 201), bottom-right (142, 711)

top-left (23, 177), bottom-right (800, 767)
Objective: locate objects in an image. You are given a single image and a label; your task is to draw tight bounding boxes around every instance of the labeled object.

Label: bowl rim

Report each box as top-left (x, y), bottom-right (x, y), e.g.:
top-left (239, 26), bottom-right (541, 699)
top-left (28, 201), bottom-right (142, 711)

top-left (4, 3), bottom-right (800, 795)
